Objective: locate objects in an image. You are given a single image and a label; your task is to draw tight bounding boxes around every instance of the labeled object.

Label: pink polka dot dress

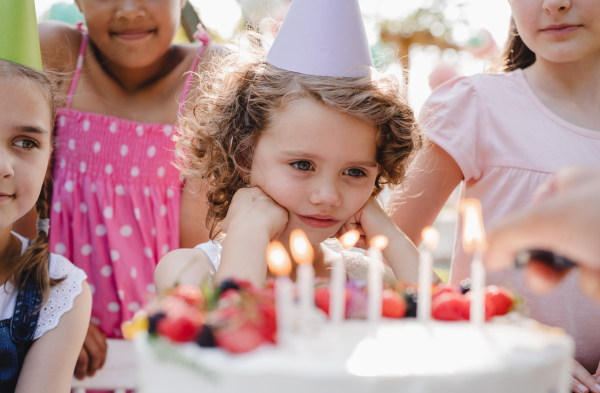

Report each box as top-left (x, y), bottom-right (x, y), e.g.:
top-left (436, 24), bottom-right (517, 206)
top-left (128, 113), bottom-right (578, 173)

top-left (50, 32), bottom-right (206, 338)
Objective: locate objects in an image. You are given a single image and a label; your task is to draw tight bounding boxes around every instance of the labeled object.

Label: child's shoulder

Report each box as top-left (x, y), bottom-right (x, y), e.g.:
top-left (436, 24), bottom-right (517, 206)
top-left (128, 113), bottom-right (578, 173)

top-left (155, 247), bottom-right (216, 295)
top-left (33, 253), bottom-right (88, 340)
top-left (48, 252), bottom-right (87, 282)
top-left (38, 21), bottom-right (82, 73)
top-left (433, 70), bottom-right (523, 97)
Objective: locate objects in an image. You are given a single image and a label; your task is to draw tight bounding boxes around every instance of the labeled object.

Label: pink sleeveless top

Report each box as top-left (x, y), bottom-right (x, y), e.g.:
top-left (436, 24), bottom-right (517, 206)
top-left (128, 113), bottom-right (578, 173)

top-left (50, 32), bottom-right (207, 338)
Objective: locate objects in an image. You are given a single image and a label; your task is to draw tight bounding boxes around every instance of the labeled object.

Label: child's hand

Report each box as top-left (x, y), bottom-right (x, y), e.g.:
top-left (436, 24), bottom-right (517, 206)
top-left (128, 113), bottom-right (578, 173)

top-left (74, 322), bottom-right (107, 379)
top-left (338, 197), bottom-right (420, 282)
top-left (218, 187), bottom-right (288, 286)
top-left (221, 186), bottom-right (289, 241)
top-left (571, 358), bottom-right (600, 393)
top-left (337, 198), bottom-right (397, 249)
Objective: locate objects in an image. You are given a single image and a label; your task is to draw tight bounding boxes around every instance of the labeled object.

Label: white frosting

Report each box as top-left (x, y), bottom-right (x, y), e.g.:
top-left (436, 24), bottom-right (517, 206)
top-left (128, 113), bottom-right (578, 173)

top-left (136, 317), bottom-right (573, 393)
top-left (0, 233), bottom-right (87, 339)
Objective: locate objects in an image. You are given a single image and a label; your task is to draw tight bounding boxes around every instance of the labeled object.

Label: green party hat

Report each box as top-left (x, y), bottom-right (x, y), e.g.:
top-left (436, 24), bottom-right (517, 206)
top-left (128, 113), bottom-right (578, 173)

top-left (0, 0), bottom-right (43, 71)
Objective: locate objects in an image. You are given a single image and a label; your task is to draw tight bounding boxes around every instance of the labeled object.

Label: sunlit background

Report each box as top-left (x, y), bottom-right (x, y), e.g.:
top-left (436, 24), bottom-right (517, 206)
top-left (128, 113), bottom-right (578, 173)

top-left (34, 0), bottom-right (512, 113)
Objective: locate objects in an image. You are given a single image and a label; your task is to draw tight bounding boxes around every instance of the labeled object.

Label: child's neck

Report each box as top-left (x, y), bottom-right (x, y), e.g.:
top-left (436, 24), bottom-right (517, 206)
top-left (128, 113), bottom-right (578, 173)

top-left (524, 58), bottom-right (600, 131)
top-left (91, 43), bottom-right (185, 93)
top-left (0, 226), bottom-right (21, 286)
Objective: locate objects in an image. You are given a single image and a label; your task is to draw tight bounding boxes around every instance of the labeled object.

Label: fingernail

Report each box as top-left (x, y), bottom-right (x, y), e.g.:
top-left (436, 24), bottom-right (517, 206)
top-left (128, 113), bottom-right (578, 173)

top-left (578, 383), bottom-right (588, 393)
top-left (595, 383), bottom-right (600, 391)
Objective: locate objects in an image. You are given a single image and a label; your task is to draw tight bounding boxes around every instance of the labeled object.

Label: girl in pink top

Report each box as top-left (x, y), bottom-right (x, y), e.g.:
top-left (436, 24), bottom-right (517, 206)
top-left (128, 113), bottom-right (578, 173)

top-left (392, 1), bottom-right (600, 392)
top-left (36, 0), bottom-right (218, 380)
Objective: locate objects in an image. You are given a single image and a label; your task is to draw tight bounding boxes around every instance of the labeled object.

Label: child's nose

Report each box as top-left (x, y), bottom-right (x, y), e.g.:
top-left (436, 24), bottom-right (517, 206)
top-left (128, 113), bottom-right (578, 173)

top-left (116, 0), bottom-right (146, 19)
top-left (0, 148), bottom-right (14, 179)
top-left (309, 180), bottom-right (342, 207)
top-left (542, 0), bottom-right (571, 14)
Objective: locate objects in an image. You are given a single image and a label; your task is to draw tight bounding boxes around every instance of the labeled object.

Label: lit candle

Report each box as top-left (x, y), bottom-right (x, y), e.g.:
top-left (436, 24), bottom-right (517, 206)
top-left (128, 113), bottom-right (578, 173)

top-left (267, 241), bottom-right (293, 346)
top-left (367, 235), bottom-right (388, 323)
top-left (290, 229), bottom-right (314, 333)
top-left (330, 230), bottom-right (360, 323)
top-left (459, 199), bottom-right (487, 325)
top-left (417, 226), bottom-right (440, 322)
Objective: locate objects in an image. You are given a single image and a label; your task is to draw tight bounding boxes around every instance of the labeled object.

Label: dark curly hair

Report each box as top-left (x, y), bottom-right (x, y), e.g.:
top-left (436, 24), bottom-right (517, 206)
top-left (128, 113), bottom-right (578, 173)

top-left (176, 39), bottom-right (422, 239)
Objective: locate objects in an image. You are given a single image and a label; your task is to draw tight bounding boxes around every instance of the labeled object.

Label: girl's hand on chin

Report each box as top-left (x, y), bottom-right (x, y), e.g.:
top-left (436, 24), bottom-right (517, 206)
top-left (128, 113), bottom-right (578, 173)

top-left (337, 198), bottom-right (397, 249)
top-left (221, 186), bottom-right (289, 241)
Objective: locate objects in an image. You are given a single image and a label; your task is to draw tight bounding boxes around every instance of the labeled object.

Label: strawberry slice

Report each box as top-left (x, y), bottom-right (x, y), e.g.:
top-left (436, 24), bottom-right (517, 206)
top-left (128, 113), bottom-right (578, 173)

top-left (432, 292), bottom-right (468, 321)
top-left (432, 283), bottom-right (460, 300)
top-left (381, 289), bottom-right (406, 318)
top-left (157, 315), bottom-right (202, 343)
top-left (485, 286), bottom-right (514, 316)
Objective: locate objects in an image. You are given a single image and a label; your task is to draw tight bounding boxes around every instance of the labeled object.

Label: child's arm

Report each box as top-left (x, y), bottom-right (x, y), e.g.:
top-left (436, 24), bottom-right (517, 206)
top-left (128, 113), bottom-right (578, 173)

top-left (217, 187), bottom-right (288, 287)
top-left (179, 180), bottom-right (211, 248)
top-left (155, 248), bottom-right (216, 296)
top-left (390, 143), bottom-right (464, 247)
top-left (15, 282), bottom-right (92, 393)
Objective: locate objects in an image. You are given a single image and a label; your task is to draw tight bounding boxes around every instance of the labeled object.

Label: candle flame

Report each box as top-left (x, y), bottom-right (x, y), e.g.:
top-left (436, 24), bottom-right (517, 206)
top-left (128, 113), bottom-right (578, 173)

top-left (339, 230), bottom-right (360, 249)
top-left (458, 199), bottom-right (486, 253)
top-left (267, 241), bottom-right (291, 276)
top-left (290, 229), bottom-right (314, 265)
top-left (370, 235), bottom-right (389, 250)
top-left (421, 226), bottom-right (440, 250)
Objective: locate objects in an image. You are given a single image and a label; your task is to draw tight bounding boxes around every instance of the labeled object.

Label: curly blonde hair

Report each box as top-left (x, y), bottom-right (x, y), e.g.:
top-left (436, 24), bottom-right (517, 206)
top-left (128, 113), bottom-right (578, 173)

top-left (176, 42), bottom-right (422, 239)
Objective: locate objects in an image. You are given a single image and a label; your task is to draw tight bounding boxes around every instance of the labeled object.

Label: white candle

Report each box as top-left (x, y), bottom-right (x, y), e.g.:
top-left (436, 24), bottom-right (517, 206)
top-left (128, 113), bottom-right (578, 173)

top-left (290, 229), bottom-right (314, 333)
top-left (417, 227), bottom-right (440, 322)
top-left (417, 251), bottom-right (433, 321)
top-left (297, 263), bottom-right (314, 332)
top-left (329, 253), bottom-right (346, 323)
top-left (458, 199), bottom-right (487, 326)
top-left (266, 241), bottom-right (293, 345)
top-left (367, 235), bottom-right (388, 323)
top-left (330, 230), bottom-right (360, 324)
top-left (470, 250), bottom-right (486, 324)
top-left (275, 276), bottom-right (293, 345)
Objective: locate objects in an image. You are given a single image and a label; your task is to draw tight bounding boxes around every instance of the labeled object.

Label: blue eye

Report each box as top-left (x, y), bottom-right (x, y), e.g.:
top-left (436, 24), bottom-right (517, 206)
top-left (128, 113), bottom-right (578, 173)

top-left (344, 168), bottom-right (366, 178)
top-left (291, 161), bottom-right (314, 171)
top-left (14, 139), bottom-right (38, 150)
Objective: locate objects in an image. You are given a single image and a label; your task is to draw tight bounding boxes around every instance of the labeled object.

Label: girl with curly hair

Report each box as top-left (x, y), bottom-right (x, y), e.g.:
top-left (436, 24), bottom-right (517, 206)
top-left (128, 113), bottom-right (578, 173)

top-left (155, 0), bottom-right (423, 290)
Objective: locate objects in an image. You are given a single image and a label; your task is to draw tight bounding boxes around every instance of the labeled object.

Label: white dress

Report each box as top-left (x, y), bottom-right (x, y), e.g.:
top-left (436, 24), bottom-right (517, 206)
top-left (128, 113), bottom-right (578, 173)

top-left (0, 233), bottom-right (87, 340)
top-left (195, 239), bottom-right (370, 281)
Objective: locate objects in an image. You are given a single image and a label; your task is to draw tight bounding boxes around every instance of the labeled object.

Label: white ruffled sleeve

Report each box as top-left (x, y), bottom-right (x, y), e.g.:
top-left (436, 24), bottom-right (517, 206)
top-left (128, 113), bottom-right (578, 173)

top-left (195, 240), bottom-right (222, 271)
top-left (33, 253), bottom-right (87, 340)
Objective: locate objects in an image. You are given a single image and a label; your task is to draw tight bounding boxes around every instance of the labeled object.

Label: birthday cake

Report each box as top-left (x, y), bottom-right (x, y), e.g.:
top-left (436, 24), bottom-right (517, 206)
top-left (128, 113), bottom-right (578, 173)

top-left (130, 280), bottom-right (574, 393)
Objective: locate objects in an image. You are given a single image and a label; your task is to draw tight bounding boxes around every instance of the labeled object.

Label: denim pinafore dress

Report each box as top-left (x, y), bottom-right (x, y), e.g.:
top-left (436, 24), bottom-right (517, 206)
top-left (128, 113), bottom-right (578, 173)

top-left (0, 275), bottom-right (42, 392)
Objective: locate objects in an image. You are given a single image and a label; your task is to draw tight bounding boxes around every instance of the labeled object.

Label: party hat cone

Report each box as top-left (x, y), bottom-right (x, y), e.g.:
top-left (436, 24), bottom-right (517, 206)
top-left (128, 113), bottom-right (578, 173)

top-left (0, 0), bottom-right (43, 70)
top-left (266, 0), bottom-right (373, 78)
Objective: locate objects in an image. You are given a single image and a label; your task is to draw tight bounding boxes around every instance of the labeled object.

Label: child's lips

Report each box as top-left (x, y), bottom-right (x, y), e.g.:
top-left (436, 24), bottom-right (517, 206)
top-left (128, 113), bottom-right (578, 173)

top-left (298, 214), bottom-right (339, 229)
top-left (111, 29), bottom-right (156, 40)
top-left (0, 193), bottom-right (14, 202)
top-left (540, 24), bottom-right (581, 35)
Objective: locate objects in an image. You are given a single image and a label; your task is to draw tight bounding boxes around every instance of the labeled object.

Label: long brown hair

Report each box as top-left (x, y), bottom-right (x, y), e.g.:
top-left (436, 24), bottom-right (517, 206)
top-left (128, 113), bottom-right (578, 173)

top-left (1, 60), bottom-right (64, 303)
top-left (496, 18), bottom-right (536, 72)
top-left (176, 39), bottom-right (422, 239)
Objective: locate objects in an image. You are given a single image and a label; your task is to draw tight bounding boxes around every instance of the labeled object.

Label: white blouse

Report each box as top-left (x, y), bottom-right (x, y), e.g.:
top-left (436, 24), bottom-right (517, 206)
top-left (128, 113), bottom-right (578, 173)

top-left (0, 232), bottom-right (87, 339)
